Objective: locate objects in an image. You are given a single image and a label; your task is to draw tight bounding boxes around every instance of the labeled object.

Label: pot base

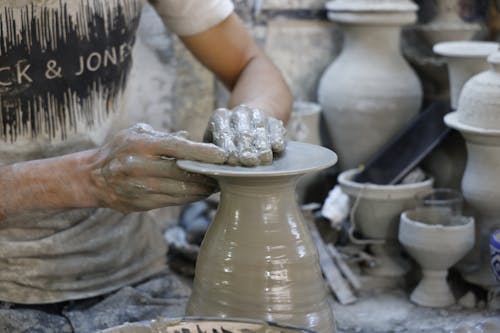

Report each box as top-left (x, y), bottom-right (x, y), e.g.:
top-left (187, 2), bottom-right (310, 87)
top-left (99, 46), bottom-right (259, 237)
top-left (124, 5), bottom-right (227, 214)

top-left (410, 270), bottom-right (455, 307)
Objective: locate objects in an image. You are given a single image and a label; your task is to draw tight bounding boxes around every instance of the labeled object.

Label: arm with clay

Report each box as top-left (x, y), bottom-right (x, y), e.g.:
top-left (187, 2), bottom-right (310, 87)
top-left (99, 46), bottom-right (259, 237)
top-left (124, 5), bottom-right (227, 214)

top-left (177, 13), bottom-right (293, 166)
top-left (0, 124), bottom-right (227, 222)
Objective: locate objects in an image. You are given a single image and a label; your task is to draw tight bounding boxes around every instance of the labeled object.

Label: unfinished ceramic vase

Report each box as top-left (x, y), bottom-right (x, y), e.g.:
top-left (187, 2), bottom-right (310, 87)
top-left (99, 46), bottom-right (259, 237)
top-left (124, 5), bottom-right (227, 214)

top-left (418, 0), bottom-right (481, 46)
top-left (177, 142), bottom-right (337, 333)
top-left (318, 0), bottom-right (422, 170)
top-left (286, 101), bottom-right (322, 203)
top-left (433, 41), bottom-right (499, 110)
top-left (399, 210), bottom-right (475, 307)
top-left (444, 51), bottom-right (500, 290)
top-left (338, 169), bottom-right (433, 277)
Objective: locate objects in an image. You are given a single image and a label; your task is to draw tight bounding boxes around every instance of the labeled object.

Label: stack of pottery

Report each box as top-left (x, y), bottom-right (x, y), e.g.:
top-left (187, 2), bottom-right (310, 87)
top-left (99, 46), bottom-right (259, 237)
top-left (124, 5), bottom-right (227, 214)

top-left (318, 0), bottom-right (422, 170)
top-left (417, 0), bottom-right (481, 46)
top-left (444, 50), bottom-right (500, 290)
top-left (178, 142), bottom-right (337, 333)
top-left (399, 210), bottom-right (475, 307)
top-left (338, 169), bottom-right (433, 277)
top-left (423, 41), bottom-right (499, 190)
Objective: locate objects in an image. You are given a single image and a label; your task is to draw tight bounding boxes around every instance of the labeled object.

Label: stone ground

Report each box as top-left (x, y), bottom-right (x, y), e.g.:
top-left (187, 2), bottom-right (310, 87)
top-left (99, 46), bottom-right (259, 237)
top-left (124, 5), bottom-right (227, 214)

top-left (332, 289), bottom-right (498, 333)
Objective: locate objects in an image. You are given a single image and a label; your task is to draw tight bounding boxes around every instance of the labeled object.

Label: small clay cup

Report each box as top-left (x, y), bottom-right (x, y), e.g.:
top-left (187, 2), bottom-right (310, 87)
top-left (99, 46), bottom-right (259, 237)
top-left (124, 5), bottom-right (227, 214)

top-left (414, 188), bottom-right (463, 226)
top-left (399, 210), bottom-right (475, 307)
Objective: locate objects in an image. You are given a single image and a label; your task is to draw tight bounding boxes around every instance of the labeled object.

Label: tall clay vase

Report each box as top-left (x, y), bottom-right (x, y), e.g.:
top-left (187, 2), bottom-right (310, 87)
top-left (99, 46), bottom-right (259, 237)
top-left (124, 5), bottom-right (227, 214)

top-left (177, 142), bottom-right (338, 333)
top-left (286, 101), bottom-right (323, 203)
top-left (445, 51), bottom-right (500, 290)
top-left (318, 0), bottom-right (422, 170)
top-left (399, 210), bottom-right (475, 307)
top-left (338, 169), bottom-right (433, 277)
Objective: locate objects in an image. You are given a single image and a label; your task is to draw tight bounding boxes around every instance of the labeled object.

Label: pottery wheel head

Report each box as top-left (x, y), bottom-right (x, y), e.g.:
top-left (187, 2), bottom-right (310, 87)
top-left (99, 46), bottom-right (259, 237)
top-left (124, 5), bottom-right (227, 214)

top-left (177, 141), bottom-right (337, 178)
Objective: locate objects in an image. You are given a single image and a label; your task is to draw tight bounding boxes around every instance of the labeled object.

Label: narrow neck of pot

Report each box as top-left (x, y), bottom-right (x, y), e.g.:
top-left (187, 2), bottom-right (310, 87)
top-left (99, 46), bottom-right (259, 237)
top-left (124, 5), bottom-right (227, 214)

top-left (215, 176), bottom-right (302, 230)
top-left (218, 176), bottom-right (299, 203)
top-left (341, 24), bottom-right (402, 58)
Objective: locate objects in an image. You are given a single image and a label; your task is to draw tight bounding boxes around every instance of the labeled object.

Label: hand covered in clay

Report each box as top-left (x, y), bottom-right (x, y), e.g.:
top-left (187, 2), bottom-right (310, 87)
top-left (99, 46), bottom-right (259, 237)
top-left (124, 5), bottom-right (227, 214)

top-left (204, 105), bottom-right (287, 166)
top-left (90, 123), bottom-right (227, 212)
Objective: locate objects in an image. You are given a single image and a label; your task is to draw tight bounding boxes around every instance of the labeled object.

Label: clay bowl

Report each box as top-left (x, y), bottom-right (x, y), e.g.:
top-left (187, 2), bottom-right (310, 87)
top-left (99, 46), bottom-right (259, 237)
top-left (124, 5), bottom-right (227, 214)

top-left (338, 169), bottom-right (433, 241)
top-left (99, 317), bottom-right (316, 333)
top-left (338, 169), bottom-right (433, 277)
top-left (399, 210), bottom-right (475, 307)
top-left (491, 229), bottom-right (500, 282)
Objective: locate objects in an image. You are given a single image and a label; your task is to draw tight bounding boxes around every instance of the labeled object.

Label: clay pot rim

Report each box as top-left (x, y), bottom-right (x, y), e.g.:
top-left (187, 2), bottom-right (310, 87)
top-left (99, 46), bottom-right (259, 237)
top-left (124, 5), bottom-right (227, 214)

top-left (326, 0), bottom-right (417, 13)
top-left (433, 41), bottom-right (499, 58)
top-left (177, 141), bottom-right (337, 178)
top-left (444, 112), bottom-right (500, 136)
top-left (401, 210), bottom-right (475, 231)
top-left (338, 168), bottom-right (433, 199)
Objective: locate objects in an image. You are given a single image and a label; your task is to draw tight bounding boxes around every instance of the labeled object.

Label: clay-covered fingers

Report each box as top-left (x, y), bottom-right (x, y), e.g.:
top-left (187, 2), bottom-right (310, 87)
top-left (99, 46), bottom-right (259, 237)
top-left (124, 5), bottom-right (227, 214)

top-left (122, 123), bottom-right (227, 164)
top-left (249, 108), bottom-right (273, 164)
top-left (93, 123), bottom-right (227, 212)
top-left (231, 106), bottom-right (259, 166)
top-left (105, 156), bottom-right (217, 187)
top-left (206, 108), bottom-right (239, 165)
top-left (268, 117), bottom-right (286, 153)
top-left (206, 105), bottom-right (287, 166)
top-left (155, 132), bottom-right (228, 165)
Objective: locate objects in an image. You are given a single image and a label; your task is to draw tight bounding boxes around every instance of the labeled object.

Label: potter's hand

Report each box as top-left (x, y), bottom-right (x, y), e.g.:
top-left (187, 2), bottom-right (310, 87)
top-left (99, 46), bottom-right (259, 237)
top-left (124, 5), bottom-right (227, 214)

top-left (91, 123), bottom-right (227, 212)
top-left (204, 105), bottom-right (286, 166)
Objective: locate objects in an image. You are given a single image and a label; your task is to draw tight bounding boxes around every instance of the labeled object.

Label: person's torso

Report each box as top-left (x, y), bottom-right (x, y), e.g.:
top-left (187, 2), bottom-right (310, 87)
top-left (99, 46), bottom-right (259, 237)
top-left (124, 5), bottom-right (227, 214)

top-left (0, 0), bottom-right (168, 304)
top-left (0, 0), bottom-right (145, 162)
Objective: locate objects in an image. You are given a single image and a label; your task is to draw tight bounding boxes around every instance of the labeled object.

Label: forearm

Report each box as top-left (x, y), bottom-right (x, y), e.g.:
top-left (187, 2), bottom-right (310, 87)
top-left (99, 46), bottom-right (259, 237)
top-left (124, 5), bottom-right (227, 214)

top-left (0, 150), bottom-right (98, 221)
top-left (227, 53), bottom-right (292, 123)
top-left (179, 13), bottom-right (292, 123)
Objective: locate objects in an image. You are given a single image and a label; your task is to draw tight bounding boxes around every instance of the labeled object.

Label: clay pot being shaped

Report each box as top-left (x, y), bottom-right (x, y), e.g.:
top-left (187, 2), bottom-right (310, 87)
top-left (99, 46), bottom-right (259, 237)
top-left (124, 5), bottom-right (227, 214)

top-left (444, 51), bottom-right (500, 290)
top-left (433, 41), bottom-right (499, 110)
top-left (286, 101), bottom-right (323, 204)
top-left (177, 142), bottom-right (337, 333)
top-left (318, 0), bottom-right (423, 170)
top-left (338, 169), bottom-right (433, 277)
top-left (491, 230), bottom-right (500, 282)
top-left (417, 0), bottom-right (481, 46)
top-left (399, 210), bottom-right (475, 307)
